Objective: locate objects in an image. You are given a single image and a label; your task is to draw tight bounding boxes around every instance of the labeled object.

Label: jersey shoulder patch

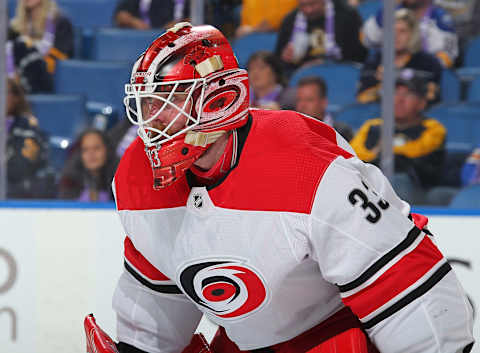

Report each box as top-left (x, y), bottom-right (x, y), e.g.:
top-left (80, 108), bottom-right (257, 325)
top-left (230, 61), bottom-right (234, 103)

top-left (209, 110), bottom-right (353, 213)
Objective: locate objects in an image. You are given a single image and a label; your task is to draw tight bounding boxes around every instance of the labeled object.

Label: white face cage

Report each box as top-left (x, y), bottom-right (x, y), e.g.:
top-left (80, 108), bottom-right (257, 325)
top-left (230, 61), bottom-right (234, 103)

top-left (124, 78), bottom-right (207, 147)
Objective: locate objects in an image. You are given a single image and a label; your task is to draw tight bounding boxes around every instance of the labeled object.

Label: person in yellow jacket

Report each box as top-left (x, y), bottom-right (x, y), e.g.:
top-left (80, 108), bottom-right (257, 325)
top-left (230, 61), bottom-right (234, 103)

top-left (236, 0), bottom-right (298, 37)
top-left (350, 74), bottom-right (446, 203)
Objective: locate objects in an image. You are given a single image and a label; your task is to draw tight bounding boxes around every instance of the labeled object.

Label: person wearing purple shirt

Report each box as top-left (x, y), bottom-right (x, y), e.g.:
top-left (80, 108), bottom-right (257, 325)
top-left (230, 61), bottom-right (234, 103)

top-left (247, 51), bottom-right (286, 110)
top-left (59, 129), bottom-right (119, 202)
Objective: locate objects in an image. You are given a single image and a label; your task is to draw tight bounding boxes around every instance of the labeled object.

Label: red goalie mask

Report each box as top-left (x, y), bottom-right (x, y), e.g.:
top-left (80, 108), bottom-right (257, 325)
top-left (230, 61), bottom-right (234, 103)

top-left (124, 22), bottom-right (250, 189)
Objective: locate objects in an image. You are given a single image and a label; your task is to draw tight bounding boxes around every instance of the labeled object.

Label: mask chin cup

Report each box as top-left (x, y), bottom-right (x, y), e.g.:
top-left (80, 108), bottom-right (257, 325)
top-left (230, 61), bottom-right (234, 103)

top-left (145, 136), bottom-right (208, 189)
top-left (152, 162), bottom-right (193, 189)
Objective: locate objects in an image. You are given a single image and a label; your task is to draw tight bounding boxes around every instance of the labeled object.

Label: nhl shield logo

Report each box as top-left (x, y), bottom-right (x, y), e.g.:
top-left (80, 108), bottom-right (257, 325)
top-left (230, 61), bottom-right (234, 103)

top-left (193, 194), bottom-right (203, 208)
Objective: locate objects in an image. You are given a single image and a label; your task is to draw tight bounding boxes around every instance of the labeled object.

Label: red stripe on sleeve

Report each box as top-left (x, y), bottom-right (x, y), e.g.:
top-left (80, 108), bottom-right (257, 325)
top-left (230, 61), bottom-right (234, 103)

top-left (342, 235), bottom-right (443, 319)
top-left (410, 213), bottom-right (428, 230)
top-left (124, 236), bottom-right (171, 281)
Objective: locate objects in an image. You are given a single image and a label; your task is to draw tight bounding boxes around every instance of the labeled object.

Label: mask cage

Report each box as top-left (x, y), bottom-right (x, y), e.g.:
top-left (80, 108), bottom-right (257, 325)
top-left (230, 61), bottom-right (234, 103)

top-left (124, 78), bottom-right (206, 147)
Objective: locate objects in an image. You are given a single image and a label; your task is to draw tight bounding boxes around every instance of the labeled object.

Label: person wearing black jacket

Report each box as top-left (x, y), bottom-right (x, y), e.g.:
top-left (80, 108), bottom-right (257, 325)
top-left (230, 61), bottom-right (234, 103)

top-left (357, 8), bottom-right (443, 105)
top-left (114, 0), bottom-right (190, 30)
top-left (7, 28), bottom-right (53, 93)
top-left (10, 0), bottom-right (74, 73)
top-left (275, 0), bottom-right (367, 74)
top-left (351, 74), bottom-right (446, 204)
top-left (6, 79), bottom-right (56, 198)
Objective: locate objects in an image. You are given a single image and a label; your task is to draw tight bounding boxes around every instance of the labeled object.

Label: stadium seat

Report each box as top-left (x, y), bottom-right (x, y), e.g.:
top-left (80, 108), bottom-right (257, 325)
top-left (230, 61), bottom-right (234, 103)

top-left (467, 75), bottom-right (480, 102)
top-left (86, 101), bottom-right (119, 131)
top-left (232, 32), bottom-right (278, 68)
top-left (28, 94), bottom-right (88, 171)
top-left (91, 28), bottom-right (163, 62)
top-left (463, 36), bottom-right (480, 68)
top-left (357, 0), bottom-right (381, 22)
top-left (54, 60), bottom-right (131, 112)
top-left (7, 0), bottom-right (16, 19)
top-left (57, 0), bottom-right (117, 28)
top-left (444, 37), bottom-right (480, 84)
top-left (455, 67), bottom-right (480, 84)
top-left (334, 103), bottom-right (380, 131)
top-left (440, 69), bottom-right (461, 103)
top-left (426, 103), bottom-right (480, 151)
top-left (289, 63), bottom-right (361, 106)
top-left (28, 94), bottom-right (87, 139)
top-left (449, 184), bottom-right (480, 208)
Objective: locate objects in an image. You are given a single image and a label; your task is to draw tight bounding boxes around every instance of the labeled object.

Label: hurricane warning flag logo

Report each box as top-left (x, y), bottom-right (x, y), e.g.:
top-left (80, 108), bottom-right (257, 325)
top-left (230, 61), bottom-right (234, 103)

top-left (178, 259), bottom-right (268, 320)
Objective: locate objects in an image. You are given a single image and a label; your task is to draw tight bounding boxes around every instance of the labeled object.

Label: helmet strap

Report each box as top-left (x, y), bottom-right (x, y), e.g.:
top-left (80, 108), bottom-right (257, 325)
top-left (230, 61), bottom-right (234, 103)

top-left (184, 130), bottom-right (227, 147)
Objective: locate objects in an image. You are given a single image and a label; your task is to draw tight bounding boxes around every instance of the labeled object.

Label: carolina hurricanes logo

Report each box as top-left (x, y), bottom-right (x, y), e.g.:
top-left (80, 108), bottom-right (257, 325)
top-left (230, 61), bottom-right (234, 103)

top-left (178, 259), bottom-right (268, 320)
top-left (204, 90), bottom-right (237, 113)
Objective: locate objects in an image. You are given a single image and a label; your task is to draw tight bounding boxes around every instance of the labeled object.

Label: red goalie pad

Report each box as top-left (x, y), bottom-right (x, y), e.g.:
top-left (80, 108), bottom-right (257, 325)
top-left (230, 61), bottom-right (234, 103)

top-left (182, 333), bottom-right (214, 353)
top-left (209, 307), bottom-right (380, 353)
top-left (84, 314), bottom-right (120, 353)
top-left (210, 327), bottom-right (376, 353)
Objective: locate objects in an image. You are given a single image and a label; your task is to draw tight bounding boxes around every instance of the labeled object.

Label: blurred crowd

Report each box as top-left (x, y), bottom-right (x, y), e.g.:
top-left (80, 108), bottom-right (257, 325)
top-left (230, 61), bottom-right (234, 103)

top-left (4, 0), bottom-right (480, 206)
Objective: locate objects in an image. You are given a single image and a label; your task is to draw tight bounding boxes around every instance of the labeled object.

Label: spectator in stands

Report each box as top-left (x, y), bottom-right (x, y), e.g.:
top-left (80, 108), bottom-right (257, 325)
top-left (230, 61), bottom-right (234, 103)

top-left (10, 0), bottom-right (74, 74)
top-left (235, 0), bottom-right (298, 37)
top-left (59, 129), bottom-right (119, 201)
top-left (275, 0), bottom-right (367, 74)
top-left (6, 78), bottom-right (55, 199)
top-left (435, 0), bottom-right (477, 43)
top-left (357, 9), bottom-right (443, 105)
top-left (247, 51), bottom-right (286, 110)
top-left (7, 27), bottom-right (53, 93)
top-left (346, 0), bottom-right (362, 7)
top-left (350, 74), bottom-right (446, 204)
top-left (206, 0), bottom-right (242, 38)
top-left (296, 76), bottom-right (353, 141)
top-left (461, 144), bottom-right (480, 186)
top-left (114, 0), bottom-right (189, 30)
top-left (362, 0), bottom-right (458, 68)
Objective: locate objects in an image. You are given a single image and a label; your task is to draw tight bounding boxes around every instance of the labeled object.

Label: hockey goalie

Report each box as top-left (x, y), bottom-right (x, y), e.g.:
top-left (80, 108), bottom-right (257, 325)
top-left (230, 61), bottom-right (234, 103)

top-left (84, 22), bottom-right (474, 353)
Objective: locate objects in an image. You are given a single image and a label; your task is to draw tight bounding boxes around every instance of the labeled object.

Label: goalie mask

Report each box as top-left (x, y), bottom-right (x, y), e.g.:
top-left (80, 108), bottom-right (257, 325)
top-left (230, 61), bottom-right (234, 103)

top-left (124, 22), bottom-right (249, 189)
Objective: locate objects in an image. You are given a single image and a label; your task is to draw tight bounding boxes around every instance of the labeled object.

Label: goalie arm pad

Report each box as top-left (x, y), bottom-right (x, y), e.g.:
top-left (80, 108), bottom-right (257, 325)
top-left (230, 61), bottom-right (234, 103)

top-left (181, 333), bottom-right (214, 353)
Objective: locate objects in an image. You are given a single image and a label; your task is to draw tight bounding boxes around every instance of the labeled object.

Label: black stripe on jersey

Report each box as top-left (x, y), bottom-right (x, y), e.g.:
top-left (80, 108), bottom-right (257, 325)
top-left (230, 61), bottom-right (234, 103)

top-left (463, 342), bottom-right (474, 353)
top-left (362, 262), bottom-right (452, 329)
top-left (338, 226), bottom-right (422, 293)
top-left (124, 261), bottom-right (183, 294)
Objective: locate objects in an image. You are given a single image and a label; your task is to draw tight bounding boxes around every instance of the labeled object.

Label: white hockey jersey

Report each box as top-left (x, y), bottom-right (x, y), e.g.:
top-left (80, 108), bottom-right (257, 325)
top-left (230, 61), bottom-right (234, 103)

top-left (112, 109), bottom-right (474, 353)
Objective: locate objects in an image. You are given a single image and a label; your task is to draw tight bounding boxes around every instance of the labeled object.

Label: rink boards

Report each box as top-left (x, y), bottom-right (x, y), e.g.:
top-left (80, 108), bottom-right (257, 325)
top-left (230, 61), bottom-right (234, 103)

top-left (0, 203), bottom-right (478, 352)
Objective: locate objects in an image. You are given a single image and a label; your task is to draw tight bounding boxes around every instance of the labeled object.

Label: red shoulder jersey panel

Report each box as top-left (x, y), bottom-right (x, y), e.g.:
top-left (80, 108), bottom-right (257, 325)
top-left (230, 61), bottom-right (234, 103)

top-left (114, 137), bottom-right (190, 211)
top-left (209, 109), bottom-right (353, 214)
